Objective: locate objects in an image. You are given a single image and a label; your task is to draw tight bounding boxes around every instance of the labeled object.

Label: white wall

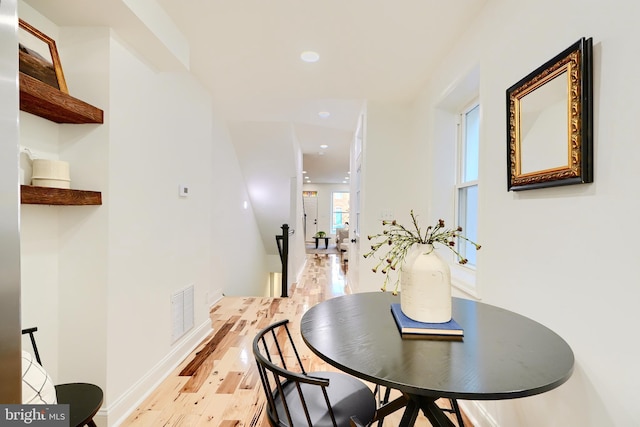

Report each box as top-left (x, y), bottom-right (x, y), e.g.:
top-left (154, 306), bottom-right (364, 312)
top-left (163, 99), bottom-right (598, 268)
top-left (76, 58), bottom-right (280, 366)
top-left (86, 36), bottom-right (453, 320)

top-left (20, 115), bottom-right (63, 381)
top-left (209, 115), bottom-right (271, 297)
top-left (17, 3), bottom-right (271, 424)
top-left (358, 100), bottom-right (429, 293)
top-left (359, 0), bottom-right (640, 425)
top-left (105, 35), bottom-right (215, 408)
top-left (289, 138), bottom-right (308, 290)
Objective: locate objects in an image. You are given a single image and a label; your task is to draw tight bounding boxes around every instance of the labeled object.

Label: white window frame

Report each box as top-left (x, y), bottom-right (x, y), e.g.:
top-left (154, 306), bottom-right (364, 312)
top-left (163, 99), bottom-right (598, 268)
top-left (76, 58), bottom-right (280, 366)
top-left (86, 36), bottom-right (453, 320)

top-left (451, 99), bottom-right (480, 296)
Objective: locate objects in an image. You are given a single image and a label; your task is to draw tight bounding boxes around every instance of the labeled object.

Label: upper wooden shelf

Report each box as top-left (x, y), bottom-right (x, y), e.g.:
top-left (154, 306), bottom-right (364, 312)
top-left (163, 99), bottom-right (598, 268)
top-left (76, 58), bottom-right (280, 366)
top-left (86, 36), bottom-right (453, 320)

top-left (19, 73), bottom-right (104, 124)
top-left (21, 185), bottom-right (102, 206)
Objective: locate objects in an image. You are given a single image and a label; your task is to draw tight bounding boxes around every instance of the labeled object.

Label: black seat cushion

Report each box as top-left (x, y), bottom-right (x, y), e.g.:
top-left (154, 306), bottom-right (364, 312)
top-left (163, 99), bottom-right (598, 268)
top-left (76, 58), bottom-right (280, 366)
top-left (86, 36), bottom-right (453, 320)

top-left (55, 383), bottom-right (103, 427)
top-left (271, 371), bottom-right (375, 427)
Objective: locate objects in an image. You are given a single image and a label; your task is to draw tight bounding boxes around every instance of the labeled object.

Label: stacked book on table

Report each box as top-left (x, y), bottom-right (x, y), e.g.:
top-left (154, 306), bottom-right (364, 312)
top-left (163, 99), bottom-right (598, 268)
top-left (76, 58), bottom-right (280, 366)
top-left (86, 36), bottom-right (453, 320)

top-left (390, 303), bottom-right (464, 339)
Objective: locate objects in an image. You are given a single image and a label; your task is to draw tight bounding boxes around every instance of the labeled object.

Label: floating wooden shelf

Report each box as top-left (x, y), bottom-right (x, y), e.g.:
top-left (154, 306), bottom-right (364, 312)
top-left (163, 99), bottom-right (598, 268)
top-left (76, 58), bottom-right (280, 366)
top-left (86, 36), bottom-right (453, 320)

top-left (21, 185), bottom-right (102, 206)
top-left (19, 72), bottom-right (104, 124)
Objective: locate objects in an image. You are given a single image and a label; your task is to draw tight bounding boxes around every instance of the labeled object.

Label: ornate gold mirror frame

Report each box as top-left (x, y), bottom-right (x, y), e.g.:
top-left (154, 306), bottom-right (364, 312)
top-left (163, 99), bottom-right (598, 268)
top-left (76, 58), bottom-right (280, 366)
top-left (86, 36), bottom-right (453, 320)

top-left (507, 38), bottom-right (593, 191)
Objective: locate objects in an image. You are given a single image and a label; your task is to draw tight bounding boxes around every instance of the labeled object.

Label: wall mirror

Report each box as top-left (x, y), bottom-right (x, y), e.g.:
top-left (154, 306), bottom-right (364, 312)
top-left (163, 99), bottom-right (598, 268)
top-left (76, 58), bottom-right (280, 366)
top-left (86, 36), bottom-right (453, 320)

top-left (506, 37), bottom-right (593, 191)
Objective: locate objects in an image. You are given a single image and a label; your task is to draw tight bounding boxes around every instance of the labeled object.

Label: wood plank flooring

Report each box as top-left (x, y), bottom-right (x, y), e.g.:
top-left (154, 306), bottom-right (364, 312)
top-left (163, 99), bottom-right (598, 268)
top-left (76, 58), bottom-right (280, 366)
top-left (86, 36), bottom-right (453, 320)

top-left (121, 254), bottom-right (473, 427)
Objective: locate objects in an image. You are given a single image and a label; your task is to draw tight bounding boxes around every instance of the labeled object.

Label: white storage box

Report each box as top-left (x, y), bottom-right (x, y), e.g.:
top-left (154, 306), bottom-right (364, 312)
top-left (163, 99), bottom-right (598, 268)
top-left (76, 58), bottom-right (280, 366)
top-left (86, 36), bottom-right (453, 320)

top-left (31, 159), bottom-right (70, 189)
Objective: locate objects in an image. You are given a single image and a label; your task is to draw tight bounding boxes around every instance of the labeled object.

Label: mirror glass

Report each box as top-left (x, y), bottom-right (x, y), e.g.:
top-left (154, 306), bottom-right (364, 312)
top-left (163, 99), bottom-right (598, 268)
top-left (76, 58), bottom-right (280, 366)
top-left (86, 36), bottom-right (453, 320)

top-left (519, 71), bottom-right (568, 175)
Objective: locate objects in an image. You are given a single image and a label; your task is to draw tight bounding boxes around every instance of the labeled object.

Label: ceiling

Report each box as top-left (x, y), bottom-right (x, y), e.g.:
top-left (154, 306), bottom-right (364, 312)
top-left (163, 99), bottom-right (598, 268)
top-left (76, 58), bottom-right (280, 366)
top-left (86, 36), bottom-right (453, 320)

top-left (23, 0), bottom-right (487, 251)
top-left (157, 0), bottom-right (487, 184)
top-left (24, 0), bottom-right (486, 184)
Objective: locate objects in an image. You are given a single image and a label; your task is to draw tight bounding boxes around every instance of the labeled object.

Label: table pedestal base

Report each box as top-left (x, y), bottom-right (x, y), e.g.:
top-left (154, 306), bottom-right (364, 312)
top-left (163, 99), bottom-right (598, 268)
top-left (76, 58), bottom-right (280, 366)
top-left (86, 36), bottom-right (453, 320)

top-left (399, 395), bottom-right (456, 427)
top-left (374, 393), bottom-right (457, 427)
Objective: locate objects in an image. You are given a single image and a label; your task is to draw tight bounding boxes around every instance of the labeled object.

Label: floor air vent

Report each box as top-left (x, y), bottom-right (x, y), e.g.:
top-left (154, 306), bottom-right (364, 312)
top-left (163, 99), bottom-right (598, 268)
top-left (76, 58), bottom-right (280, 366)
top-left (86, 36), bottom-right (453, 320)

top-left (171, 285), bottom-right (194, 343)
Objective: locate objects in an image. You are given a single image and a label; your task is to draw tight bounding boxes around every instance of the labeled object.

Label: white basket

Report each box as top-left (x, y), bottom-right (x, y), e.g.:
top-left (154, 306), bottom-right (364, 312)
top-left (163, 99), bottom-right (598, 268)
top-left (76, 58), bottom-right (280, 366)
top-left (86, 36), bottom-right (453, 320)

top-left (31, 159), bottom-right (70, 189)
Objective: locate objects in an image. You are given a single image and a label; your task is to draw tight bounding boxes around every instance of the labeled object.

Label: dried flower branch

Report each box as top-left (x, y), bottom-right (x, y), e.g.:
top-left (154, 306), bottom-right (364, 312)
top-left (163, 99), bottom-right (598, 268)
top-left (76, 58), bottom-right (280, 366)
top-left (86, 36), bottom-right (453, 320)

top-left (363, 210), bottom-right (481, 294)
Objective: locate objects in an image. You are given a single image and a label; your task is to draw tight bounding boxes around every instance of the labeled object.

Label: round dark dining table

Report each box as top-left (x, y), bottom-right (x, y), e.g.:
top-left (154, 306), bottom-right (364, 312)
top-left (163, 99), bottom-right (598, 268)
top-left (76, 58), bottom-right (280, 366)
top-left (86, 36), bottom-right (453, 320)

top-left (300, 292), bottom-right (574, 427)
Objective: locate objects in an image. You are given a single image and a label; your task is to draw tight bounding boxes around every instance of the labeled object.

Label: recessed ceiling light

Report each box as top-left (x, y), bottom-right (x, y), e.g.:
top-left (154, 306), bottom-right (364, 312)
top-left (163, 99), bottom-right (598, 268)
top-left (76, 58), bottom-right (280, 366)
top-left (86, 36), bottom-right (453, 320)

top-left (302, 171), bottom-right (307, 174)
top-left (318, 111), bottom-right (330, 118)
top-left (344, 176), bottom-right (349, 180)
top-left (300, 51), bottom-right (319, 63)
top-left (320, 144), bottom-right (328, 149)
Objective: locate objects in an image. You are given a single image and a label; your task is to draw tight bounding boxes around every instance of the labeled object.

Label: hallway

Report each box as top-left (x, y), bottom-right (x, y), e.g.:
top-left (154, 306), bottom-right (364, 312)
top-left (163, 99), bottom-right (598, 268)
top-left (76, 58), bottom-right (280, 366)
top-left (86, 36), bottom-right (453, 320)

top-left (121, 254), bottom-right (470, 426)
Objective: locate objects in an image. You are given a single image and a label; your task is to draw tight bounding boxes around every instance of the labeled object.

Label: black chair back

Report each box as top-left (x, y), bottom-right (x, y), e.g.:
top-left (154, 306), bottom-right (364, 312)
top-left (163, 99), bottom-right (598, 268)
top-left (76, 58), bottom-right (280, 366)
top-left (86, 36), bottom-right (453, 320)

top-left (22, 327), bottom-right (43, 365)
top-left (253, 319), bottom-right (376, 427)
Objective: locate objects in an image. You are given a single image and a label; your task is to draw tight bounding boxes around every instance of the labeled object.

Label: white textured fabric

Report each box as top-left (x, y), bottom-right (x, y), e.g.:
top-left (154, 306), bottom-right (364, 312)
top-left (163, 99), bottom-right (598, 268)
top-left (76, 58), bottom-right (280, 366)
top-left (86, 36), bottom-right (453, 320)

top-left (21, 351), bottom-right (57, 404)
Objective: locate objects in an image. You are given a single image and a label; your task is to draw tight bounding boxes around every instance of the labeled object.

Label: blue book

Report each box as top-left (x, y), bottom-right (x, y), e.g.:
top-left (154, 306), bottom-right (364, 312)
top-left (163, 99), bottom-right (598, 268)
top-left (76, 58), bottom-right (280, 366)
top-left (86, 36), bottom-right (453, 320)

top-left (390, 304), bottom-right (464, 337)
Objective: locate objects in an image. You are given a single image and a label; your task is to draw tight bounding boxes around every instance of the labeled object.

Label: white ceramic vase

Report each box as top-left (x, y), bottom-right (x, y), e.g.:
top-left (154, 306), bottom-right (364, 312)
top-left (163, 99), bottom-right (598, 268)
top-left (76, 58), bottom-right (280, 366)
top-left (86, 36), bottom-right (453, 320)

top-left (400, 243), bottom-right (452, 323)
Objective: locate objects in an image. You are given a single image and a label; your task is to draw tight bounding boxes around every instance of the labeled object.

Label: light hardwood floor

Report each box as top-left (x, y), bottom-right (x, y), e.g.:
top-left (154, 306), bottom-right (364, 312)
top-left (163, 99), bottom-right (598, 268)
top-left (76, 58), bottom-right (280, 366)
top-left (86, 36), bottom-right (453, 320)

top-left (121, 254), bottom-right (472, 427)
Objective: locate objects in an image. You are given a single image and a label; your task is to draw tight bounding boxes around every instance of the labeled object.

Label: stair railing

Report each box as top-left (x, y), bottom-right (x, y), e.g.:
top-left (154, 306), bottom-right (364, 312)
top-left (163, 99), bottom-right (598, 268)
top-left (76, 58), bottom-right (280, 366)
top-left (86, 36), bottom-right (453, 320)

top-left (275, 224), bottom-right (293, 297)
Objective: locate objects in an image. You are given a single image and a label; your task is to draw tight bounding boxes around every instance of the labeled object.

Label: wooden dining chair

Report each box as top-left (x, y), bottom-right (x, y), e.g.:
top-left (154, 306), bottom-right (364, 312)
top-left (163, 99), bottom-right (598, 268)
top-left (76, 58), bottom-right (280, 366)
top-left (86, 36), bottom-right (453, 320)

top-left (21, 327), bottom-right (104, 427)
top-left (253, 319), bottom-right (377, 427)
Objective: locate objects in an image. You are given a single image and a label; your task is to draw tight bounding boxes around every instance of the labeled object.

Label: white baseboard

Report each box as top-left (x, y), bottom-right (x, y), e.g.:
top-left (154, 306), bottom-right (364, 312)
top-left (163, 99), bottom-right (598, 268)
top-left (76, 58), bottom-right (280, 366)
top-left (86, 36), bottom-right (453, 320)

top-left (106, 319), bottom-right (213, 426)
top-left (208, 289), bottom-right (224, 307)
top-left (459, 400), bottom-right (499, 427)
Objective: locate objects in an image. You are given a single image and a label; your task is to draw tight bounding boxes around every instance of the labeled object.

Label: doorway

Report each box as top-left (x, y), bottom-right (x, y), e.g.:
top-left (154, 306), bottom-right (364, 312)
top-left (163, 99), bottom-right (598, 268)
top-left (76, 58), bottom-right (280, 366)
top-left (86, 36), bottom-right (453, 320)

top-left (303, 192), bottom-right (318, 241)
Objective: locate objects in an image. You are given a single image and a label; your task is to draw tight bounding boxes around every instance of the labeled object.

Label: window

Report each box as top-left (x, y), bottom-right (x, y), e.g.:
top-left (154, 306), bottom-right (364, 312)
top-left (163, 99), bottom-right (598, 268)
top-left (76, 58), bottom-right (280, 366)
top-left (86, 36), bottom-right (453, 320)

top-left (456, 102), bottom-right (479, 267)
top-left (331, 191), bottom-right (350, 234)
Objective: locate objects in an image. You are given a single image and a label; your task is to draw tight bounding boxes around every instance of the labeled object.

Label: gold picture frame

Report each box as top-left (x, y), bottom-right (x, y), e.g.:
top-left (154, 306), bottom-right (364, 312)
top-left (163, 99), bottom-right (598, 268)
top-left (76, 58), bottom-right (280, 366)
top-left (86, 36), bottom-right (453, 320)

top-left (506, 38), bottom-right (593, 191)
top-left (18, 18), bottom-right (68, 93)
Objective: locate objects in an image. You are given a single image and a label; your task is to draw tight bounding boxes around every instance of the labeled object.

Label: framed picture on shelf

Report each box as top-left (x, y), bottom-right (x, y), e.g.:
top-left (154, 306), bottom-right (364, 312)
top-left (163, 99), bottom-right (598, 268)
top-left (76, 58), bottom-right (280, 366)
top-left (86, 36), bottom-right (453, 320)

top-left (18, 18), bottom-right (68, 93)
